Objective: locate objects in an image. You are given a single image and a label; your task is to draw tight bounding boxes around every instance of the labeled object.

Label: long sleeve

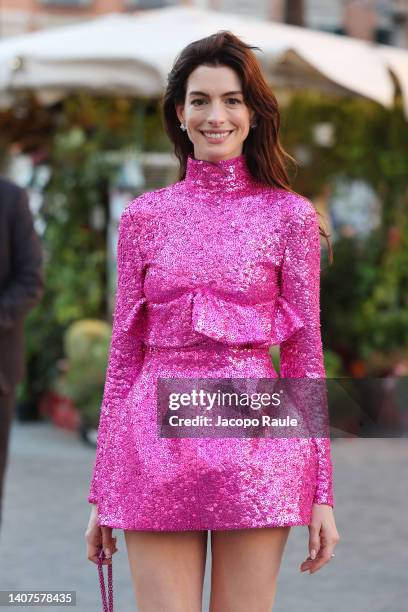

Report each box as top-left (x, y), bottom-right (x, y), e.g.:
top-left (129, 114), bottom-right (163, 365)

top-left (279, 198), bottom-right (334, 507)
top-left (88, 204), bottom-right (146, 504)
top-left (0, 188), bottom-right (44, 329)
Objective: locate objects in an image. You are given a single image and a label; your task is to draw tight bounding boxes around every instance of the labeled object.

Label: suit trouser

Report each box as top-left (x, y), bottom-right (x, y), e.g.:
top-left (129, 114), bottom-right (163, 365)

top-left (0, 388), bottom-right (16, 526)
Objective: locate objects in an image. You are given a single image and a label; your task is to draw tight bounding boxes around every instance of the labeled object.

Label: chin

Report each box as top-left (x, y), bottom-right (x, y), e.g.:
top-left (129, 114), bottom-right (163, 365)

top-left (201, 143), bottom-right (242, 154)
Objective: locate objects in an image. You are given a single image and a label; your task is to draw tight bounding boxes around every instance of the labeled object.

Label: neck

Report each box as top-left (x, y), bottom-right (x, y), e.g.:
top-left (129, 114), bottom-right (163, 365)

top-left (184, 153), bottom-right (257, 193)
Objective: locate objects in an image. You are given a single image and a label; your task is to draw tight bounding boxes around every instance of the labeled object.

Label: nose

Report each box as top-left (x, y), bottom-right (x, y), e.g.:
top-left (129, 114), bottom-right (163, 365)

top-left (206, 101), bottom-right (227, 124)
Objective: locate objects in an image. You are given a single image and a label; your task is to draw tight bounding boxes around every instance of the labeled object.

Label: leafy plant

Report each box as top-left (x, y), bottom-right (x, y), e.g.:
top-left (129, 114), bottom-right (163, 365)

top-left (56, 319), bottom-right (111, 428)
top-left (2, 90), bottom-right (407, 392)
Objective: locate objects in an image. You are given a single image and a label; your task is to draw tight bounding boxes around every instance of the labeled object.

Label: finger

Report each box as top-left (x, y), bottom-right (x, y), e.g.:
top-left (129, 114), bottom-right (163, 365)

top-left (300, 546), bottom-right (326, 572)
top-left (309, 544), bottom-right (336, 574)
top-left (88, 553), bottom-right (111, 565)
top-left (101, 526), bottom-right (114, 558)
top-left (308, 523), bottom-right (321, 561)
top-left (89, 555), bottom-right (112, 565)
top-left (88, 529), bottom-right (117, 564)
top-left (88, 547), bottom-right (111, 566)
top-left (87, 543), bottom-right (106, 564)
top-left (300, 557), bottom-right (317, 571)
top-left (95, 547), bottom-right (113, 565)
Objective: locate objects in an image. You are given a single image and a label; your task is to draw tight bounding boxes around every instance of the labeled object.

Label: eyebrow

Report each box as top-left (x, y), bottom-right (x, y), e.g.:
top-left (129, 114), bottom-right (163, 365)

top-left (188, 90), bottom-right (243, 96)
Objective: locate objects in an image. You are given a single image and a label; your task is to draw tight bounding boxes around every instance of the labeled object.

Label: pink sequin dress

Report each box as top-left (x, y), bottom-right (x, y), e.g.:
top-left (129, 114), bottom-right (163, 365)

top-left (88, 153), bottom-right (334, 530)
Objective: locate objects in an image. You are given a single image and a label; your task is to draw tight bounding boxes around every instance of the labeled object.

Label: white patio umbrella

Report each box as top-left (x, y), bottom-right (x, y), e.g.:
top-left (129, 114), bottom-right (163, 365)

top-left (0, 5), bottom-right (406, 117)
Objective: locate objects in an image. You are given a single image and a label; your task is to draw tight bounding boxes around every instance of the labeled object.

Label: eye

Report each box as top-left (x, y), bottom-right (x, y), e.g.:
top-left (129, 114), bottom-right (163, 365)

top-left (226, 98), bottom-right (241, 104)
top-left (191, 99), bottom-right (206, 106)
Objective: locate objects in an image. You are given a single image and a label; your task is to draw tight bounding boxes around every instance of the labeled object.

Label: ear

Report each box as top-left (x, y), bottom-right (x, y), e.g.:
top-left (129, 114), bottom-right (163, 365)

top-left (250, 109), bottom-right (257, 125)
top-left (175, 104), bottom-right (184, 125)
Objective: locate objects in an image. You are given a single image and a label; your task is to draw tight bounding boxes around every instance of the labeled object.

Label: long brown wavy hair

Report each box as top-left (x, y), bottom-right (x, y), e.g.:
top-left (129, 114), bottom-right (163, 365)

top-left (161, 30), bottom-right (332, 264)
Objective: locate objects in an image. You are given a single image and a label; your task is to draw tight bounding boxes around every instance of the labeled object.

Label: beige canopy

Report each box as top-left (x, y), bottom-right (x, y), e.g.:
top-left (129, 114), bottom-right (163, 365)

top-left (0, 5), bottom-right (406, 117)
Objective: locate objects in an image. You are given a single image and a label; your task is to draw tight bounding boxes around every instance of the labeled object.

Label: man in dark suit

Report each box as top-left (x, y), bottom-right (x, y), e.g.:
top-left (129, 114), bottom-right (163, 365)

top-left (0, 177), bottom-right (44, 527)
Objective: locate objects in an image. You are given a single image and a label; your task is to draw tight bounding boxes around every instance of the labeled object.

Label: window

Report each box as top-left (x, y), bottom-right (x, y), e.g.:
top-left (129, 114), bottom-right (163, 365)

top-left (305, 0), bottom-right (343, 31)
top-left (375, 27), bottom-right (393, 44)
top-left (40, 1), bottom-right (92, 7)
top-left (124, 0), bottom-right (176, 8)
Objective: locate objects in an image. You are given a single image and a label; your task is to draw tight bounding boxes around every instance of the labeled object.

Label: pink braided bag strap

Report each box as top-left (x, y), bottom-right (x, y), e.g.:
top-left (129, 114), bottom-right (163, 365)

top-left (97, 547), bottom-right (113, 612)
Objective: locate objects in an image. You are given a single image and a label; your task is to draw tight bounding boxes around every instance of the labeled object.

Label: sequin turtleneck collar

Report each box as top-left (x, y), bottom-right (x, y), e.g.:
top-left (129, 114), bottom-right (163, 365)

top-left (184, 153), bottom-right (257, 193)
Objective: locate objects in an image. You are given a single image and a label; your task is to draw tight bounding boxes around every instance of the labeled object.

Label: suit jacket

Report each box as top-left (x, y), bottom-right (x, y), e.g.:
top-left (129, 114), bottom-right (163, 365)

top-left (0, 177), bottom-right (44, 395)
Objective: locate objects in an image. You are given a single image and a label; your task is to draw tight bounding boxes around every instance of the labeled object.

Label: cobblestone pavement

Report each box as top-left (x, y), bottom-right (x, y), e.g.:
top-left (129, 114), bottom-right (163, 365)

top-left (0, 420), bottom-right (407, 611)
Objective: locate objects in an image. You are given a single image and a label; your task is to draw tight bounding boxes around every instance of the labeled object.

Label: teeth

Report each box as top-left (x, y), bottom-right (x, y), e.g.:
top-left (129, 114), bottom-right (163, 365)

top-left (203, 131), bottom-right (230, 139)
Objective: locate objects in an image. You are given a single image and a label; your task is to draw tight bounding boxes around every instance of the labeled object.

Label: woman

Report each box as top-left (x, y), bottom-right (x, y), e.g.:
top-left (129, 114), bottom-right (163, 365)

top-left (85, 31), bottom-right (340, 611)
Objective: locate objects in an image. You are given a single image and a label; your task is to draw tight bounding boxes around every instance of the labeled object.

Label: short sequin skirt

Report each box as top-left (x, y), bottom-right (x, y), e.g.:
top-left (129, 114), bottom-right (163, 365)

top-left (96, 340), bottom-right (319, 531)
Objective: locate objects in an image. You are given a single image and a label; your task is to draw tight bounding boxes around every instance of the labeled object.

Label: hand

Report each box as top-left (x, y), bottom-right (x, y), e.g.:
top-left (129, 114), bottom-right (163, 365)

top-left (300, 504), bottom-right (340, 575)
top-left (85, 504), bottom-right (118, 565)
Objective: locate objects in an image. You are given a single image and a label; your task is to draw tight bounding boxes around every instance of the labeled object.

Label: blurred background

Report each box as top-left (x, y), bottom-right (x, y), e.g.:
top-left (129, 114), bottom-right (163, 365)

top-left (0, 2), bottom-right (407, 611)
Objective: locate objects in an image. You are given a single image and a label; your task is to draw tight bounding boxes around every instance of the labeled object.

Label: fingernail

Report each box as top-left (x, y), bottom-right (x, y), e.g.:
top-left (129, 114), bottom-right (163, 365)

top-left (310, 549), bottom-right (316, 559)
top-left (105, 548), bottom-right (111, 558)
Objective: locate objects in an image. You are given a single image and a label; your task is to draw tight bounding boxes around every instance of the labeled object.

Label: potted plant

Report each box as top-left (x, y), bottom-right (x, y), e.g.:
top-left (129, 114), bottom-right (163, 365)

top-left (57, 318), bottom-right (111, 446)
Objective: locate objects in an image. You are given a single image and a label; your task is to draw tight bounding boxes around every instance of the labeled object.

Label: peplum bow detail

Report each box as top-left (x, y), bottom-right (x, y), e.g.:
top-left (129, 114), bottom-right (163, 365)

top-left (268, 294), bottom-right (305, 345)
top-left (122, 296), bottom-right (147, 333)
top-left (134, 286), bottom-right (305, 349)
top-left (191, 288), bottom-right (304, 346)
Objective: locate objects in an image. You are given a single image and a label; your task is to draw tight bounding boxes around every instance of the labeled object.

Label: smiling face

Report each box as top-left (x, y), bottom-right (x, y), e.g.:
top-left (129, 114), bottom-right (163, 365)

top-left (175, 64), bottom-right (256, 162)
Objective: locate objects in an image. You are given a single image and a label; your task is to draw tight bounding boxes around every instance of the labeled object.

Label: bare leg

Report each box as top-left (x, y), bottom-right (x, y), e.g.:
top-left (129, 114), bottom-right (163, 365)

top-left (209, 527), bottom-right (291, 612)
top-left (124, 529), bottom-right (208, 612)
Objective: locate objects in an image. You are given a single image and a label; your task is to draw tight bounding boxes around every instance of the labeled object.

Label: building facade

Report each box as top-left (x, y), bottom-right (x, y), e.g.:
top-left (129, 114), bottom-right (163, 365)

top-left (0, 0), bottom-right (407, 47)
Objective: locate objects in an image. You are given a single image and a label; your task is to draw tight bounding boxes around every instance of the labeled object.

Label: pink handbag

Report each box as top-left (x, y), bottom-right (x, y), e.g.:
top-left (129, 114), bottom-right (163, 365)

top-left (97, 547), bottom-right (113, 612)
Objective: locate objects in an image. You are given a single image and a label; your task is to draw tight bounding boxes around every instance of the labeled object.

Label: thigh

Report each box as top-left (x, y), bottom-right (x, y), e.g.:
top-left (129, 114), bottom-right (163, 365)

top-left (124, 529), bottom-right (208, 612)
top-left (210, 527), bottom-right (291, 612)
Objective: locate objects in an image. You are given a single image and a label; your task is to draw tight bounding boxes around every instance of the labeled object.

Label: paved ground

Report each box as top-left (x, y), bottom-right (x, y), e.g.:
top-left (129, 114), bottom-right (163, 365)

top-left (0, 420), bottom-right (407, 611)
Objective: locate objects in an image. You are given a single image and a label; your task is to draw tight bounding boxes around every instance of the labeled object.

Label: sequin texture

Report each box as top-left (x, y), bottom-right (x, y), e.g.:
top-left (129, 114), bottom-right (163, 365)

top-left (88, 153), bottom-right (334, 530)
